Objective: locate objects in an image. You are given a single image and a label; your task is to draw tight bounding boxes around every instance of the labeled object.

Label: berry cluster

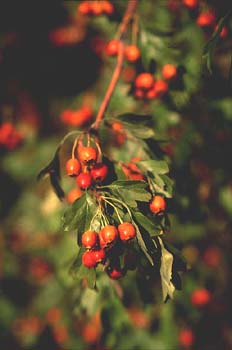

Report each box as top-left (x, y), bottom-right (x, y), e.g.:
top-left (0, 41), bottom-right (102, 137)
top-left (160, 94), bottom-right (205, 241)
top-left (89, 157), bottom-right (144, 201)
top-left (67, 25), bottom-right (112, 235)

top-left (0, 122), bottom-right (23, 150)
top-left (60, 106), bottom-right (93, 127)
top-left (81, 222), bottom-right (136, 279)
top-left (78, 1), bottom-right (114, 17)
top-left (106, 40), bottom-right (141, 63)
top-left (134, 64), bottom-right (177, 100)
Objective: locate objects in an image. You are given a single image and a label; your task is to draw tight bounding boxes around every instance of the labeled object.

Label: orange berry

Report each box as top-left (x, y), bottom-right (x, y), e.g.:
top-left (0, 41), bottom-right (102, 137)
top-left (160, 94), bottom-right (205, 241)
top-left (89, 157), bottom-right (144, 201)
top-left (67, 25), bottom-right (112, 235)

top-left (162, 64), bottom-right (177, 80)
top-left (77, 1), bottom-right (91, 15)
top-left (78, 146), bottom-right (98, 164)
top-left (105, 39), bottom-right (120, 56)
top-left (179, 329), bottom-right (194, 347)
top-left (81, 230), bottom-right (98, 249)
top-left (149, 195), bottom-right (166, 214)
top-left (182, 0), bottom-right (198, 9)
top-left (153, 79), bottom-right (168, 97)
top-left (66, 187), bottom-right (82, 204)
top-left (118, 222), bottom-right (136, 241)
top-left (196, 11), bottom-right (215, 27)
top-left (135, 73), bottom-right (154, 90)
top-left (190, 288), bottom-right (211, 306)
top-left (125, 45), bottom-right (140, 62)
top-left (65, 158), bottom-right (81, 176)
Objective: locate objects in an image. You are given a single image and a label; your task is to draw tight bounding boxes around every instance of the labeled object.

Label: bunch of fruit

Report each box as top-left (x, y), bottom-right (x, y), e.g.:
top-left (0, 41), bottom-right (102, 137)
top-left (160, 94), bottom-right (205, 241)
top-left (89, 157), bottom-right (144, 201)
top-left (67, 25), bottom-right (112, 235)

top-left (0, 122), bottom-right (23, 150)
top-left (77, 0), bottom-right (114, 17)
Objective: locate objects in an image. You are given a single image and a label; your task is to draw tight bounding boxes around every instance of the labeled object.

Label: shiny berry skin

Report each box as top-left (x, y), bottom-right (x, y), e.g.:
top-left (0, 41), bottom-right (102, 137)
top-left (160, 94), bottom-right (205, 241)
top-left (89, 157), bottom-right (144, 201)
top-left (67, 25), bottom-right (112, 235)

top-left (81, 230), bottom-right (98, 249)
top-left (91, 163), bottom-right (108, 182)
top-left (76, 172), bottom-right (92, 189)
top-left (118, 222), bottom-right (136, 241)
top-left (153, 79), bottom-right (168, 97)
top-left (182, 0), bottom-right (198, 9)
top-left (125, 45), bottom-right (140, 62)
top-left (99, 225), bottom-right (118, 246)
top-left (149, 195), bottom-right (166, 214)
top-left (93, 248), bottom-right (106, 263)
top-left (66, 187), bottom-right (82, 204)
top-left (78, 146), bottom-right (97, 164)
top-left (107, 267), bottom-right (124, 279)
top-left (179, 329), bottom-right (194, 347)
top-left (190, 288), bottom-right (211, 306)
top-left (135, 73), bottom-right (154, 90)
top-left (101, 1), bottom-right (114, 15)
top-left (162, 64), bottom-right (177, 80)
top-left (78, 1), bottom-right (91, 15)
top-left (82, 250), bottom-right (97, 268)
top-left (105, 39), bottom-right (120, 56)
top-left (196, 11), bottom-right (215, 27)
top-left (91, 1), bottom-right (102, 15)
top-left (65, 158), bottom-right (81, 176)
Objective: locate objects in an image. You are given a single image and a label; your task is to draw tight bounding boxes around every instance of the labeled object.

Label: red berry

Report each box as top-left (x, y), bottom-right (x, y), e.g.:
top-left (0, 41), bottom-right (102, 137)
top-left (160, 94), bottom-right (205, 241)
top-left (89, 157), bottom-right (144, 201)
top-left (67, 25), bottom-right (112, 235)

top-left (146, 85), bottom-right (158, 100)
top-left (78, 146), bottom-right (98, 164)
top-left (81, 230), bottom-right (98, 249)
top-left (76, 172), bottom-right (92, 189)
top-left (118, 222), bottom-right (136, 241)
top-left (105, 39), bottom-right (120, 56)
top-left (162, 64), bottom-right (177, 80)
top-left (196, 11), bottom-right (215, 27)
top-left (82, 250), bottom-right (97, 268)
top-left (135, 73), bottom-right (154, 90)
top-left (107, 267), bottom-right (124, 279)
top-left (101, 1), bottom-right (114, 15)
top-left (182, 0), bottom-right (198, 9)
top-left (153, 79), bottom-right (168, 97)
top-left (65, 158), bottom-right (81, 176)
top-left (91, 1), bottom-right (103, 16)
top-left (190, 288), bottom-right (211, 306)
top-left (134, 88), bottom-right (146, 99)
top-left (179, 329), bottom-right (194, 347)
top-left (149, 195), bottom-right (166, 214)
top-left (125, 45), bottom-right (140, 62)
top-left (93, 248), bottom-right (106, 263)
top-left (91, 163), bottom-right (108, 182)
top-left (78, 1), bottom-right (91, 15)
top-left (66, 187), bottom-right (82, 204)
top-left (99, 225), bottom-right (118, 246)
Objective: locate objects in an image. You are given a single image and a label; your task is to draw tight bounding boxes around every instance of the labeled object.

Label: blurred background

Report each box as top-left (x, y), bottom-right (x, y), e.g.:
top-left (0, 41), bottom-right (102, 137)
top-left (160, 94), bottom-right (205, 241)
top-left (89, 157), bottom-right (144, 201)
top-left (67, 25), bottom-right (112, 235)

top-left (0, 1), bottom-right (232, 349)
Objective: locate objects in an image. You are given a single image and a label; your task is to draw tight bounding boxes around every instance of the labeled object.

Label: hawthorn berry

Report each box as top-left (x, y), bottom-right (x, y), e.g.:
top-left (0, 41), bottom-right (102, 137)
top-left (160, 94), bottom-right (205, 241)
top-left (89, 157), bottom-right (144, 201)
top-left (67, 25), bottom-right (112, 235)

top-left (162, 64), bottom-right (177, 80)
top-left (91, 1), bottom-right (103, 16)
top-left (78, 146), bottom-right (98, 164)
top-left (107, 267), bottom-right (124, 279)
top-left (125, 45), bottom-right (140, 62)
top-left (135, 73), bottom-right (154, 90)
top-left (76, 172), bottom-right (92, 189)
top-left (190, 288), bottom-right (211, 306)
top-left (66, 187), bottom-right (82, 204)
top-left (65, 158), bottom-right (81, 176)
top-left (82, 250), bottom-right (97, 268)
top-left (99, 225), bottom-right (118, 246)
top-left (182, 0), bottom-right (198, 9)
top-left (77, 1), bottom-right (91, 15)
top-left (93, 248), bottom-right (106, 263)
top-left (91, 163), bottom-right (108, 182)
top-left (118, 222), bottom-right (136, 241)
top-left (196, 11), bottom-right (215, 27)
top-left (81, 230), bottom-right (98, 249)
top-left (105, 39), bottom-right (120, 56)
top-left (149, 195), bottom-right (166, 214)
top-left (179, 329), bottom-right (194, 347)
top-left (153, 79), bottom-right (168, 97)
top-left (101, 0), bottom-right (114, 15)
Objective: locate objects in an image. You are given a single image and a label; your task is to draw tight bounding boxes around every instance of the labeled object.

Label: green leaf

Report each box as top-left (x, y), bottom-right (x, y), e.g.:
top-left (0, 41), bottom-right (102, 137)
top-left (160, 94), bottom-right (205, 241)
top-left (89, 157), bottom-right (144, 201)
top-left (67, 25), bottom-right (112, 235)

top-left (115, 113), bottom-right (153, 124)
top-left (62, 192), bottom-right (98, 238)
top-left (123, 122), bottom-right (155, 139)
top-left (158, 237), bottom-right (175, 302)
top-left (136, 160), bottom-right (169, 175)
top-left (132, 210), bottom-right (162, 236)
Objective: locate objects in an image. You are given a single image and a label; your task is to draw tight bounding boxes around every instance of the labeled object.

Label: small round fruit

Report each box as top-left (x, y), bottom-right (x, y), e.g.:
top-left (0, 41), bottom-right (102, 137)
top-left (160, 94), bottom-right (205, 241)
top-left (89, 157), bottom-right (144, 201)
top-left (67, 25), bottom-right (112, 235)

top-left (76, 172), bottom-right (92, 189)
top-left (196, 11), bottom-right (215, 27)
top-left (99, 225), bottom-right (118, 246)
top-left (149, 195), bottom-right (166, 214)
top-left (66, 187), bottom-right (82, 204)
top-left (135, 73), bottom-right (154, 90)
top-left (179, 329), bottom-right (194, 347)
top-left (105, 39), bottom-right (120, 56)
top-left (81, 230), bottom-right (98, 249)
top-left (107, 267), bottom-right (124, 279)
top-left (91, 1), bottom-right (103, 15)
top-left (93, 248), bottom-right (106, 263)
top-left (162, 64), bottom-right (177, 80)
top-left (78, 146), bottom-right (98, 164)
top-left (190, 288), bottom-right (211, 306)
top-left (182, 0), bottom-right (198, 9)
top-left (91, 163), bottom-right (108, 182)
top-left (118, 222), bottom-right (136, 241)
top-left (78, 1), bottom-right (91, 15)
top-left (82, 250), bottom-right (97, 268)
top-left (101, 0), bottom-right (114, 15)
top-left (65, 158), bottom-right (81, 176)
top-left (153, 79), bottom-right (168, 97)
top-left (125, 45), bottom-right (140, 62)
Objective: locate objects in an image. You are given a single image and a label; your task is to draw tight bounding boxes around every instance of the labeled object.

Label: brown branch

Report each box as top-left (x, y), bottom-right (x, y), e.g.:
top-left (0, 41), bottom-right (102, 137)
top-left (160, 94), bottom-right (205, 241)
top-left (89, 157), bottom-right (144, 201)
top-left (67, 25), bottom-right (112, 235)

top-left (91, 0), bottom-right (138, 131)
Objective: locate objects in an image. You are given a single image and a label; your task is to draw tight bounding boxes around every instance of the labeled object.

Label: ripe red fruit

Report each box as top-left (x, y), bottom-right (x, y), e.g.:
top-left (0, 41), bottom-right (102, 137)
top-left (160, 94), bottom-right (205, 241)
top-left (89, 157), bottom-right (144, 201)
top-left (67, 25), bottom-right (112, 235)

top-left (190, 288), bottom-right (211, 306)
top-left (93, 248), bottom-right (106, 263)
top-left (76, 172), bottom-right (92, 189)
top-left (118, 222), bottom-right (136, 241)
top-left (99, 225), bottom-right (118, 246)
top-left (179, 329), bottom-right (194, 347)
top-left (125, 45), bottom-right (140, 62)
top-left (78, 146), bottom-right (97, 164)
top-left (65, 158), bottom-right (81, 176)
top-left (66, 187), bottom-right (82, 204)
top-left (91, 1), bottom-right (103, 15)
top-left (162, 64), bottom-right (177, 80)
top-left (153, 79), bottom-right (168, 97)
top-left (203, 246), bottom-right (221, 268)
top-left (149, 195), bottom-right (166, 214)
top-left (105, 39), bottom-right (120, 56)
top-left (91, 163), bottom-right (108, 182)
top-left (107, 267), bottom-right (124, 279)
top-left (196, 11), bottom-right (215, 27)
top-left (77, 1), bottom-right (91, 15)
top-left (82, 250), bottom-right (97, 268)
top-left (182, 0), bottom-right (198, 9)
top-left (135, 73), bottom-right (154, 90)
top-left (81, 230), bottom-right (98, 249)
top-left (101, 0), bottom-right (114, 15)
top-left (134, 88), bottom-right (146, 100)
